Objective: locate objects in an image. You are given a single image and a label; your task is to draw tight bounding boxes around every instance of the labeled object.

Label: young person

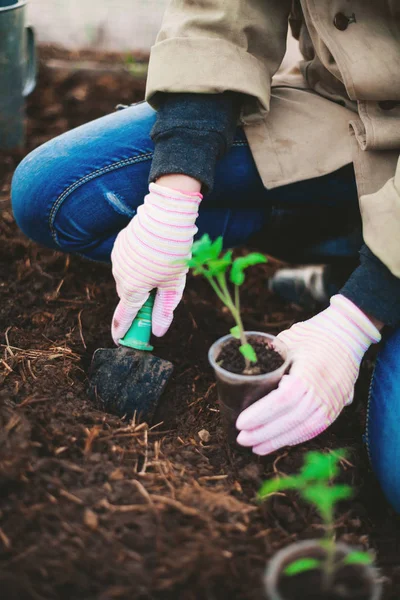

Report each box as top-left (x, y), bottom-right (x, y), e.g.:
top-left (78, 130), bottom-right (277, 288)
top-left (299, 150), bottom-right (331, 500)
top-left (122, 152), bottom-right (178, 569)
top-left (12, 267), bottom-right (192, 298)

top-left (11, 2), bottom-right (400, 511)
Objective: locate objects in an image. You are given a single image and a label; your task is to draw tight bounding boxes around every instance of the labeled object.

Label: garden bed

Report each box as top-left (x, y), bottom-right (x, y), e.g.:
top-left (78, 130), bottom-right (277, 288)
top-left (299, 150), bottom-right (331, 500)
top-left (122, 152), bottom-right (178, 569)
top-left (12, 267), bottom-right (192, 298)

top-left (0, 50), bottom-right (400, 600)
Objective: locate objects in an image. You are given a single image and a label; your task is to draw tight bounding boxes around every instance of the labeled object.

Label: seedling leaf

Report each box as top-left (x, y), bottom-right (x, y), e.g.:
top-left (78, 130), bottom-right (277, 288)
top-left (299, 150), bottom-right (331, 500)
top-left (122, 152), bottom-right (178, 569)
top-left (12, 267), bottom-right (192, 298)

top-left (207, 251), bottom-right (233, 276)
top-left (230, 326), bottom-right (241, 339)
top-left (209, 236), bottom-right (224, 259)
top-left (302, 484), bottom-right (352, 522)
top-left (258, 476), bottom-right (300, 498)
top-left (192, 234), bottom-right (212, 257)
top-left (326, 484), bottom-right (353, 503)
top-left (185, 257), bottom-right (201, 268)
top-left (284, 558), bottom-right (321, 577)
top-left (239, 343), bottom-right (257, 364)
top-left (230, 253), bottom-right (267, 286)
top-left (343, 551), bottom-right (373, 566)
top-left (300, 450), bottom-right (347, 482)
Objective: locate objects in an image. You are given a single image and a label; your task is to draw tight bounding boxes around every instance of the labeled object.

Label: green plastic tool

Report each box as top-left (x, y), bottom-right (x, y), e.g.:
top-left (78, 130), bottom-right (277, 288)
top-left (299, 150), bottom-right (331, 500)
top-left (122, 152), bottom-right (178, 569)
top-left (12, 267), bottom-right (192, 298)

top-left (89, 291), bottom-right (173, 422)
top-left (119, 293), bottom-right (155, 352)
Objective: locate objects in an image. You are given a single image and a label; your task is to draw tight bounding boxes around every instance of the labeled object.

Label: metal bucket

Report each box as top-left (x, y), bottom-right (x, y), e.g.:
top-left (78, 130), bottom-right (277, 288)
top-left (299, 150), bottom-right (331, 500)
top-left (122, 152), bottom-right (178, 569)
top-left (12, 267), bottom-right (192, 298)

top-left (0, 0), bottom-right (36, 150)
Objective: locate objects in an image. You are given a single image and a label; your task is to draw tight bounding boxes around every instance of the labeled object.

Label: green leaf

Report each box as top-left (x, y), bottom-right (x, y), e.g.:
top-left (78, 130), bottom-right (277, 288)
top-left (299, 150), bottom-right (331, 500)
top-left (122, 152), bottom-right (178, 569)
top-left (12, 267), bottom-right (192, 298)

top-left (302, 485), bottom-right (332, 522)
top-left (209, 236), bottom-right (224, 260)
top-left (230, 326), bottom-right (241, 339)
top-left (327, 484), bottom-right (353, 503)
top-left (230, 253), bottom-right (267, 286)
top-left (230, 265), bottom-right (245, 286)
top-left (190, 235), bottom-right (226, 271)
top-left (240, 252), bottom-right (267, 267)
top-left (222, 250), bottom-right (233, 263)
top-left (302, 484), bottom-right (352, 523)
top-left (343, 551), bottom-right (373, 566)
top-left (185, 257), bottom-right (201, 268)
top-left (207, 251), bottom-right (233, 276)
top-left (284, 558), bottom-right (321, 577)
top-left (300, 450), bottom-right (347, 483)
top-left (192, 234), bottom-right (212, 258)
top-left (239, 343), bottom-right (257, 364)
top-left (189, 234), bottom-right (228, 275)
top-left (258, 476), bottom-right (300, 499)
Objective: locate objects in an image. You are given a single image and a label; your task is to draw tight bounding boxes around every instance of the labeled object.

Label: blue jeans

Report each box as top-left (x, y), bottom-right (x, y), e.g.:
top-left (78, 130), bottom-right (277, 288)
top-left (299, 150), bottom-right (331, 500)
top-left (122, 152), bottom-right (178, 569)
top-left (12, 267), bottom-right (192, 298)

top-left (11, 101), bottom-right (400, 512)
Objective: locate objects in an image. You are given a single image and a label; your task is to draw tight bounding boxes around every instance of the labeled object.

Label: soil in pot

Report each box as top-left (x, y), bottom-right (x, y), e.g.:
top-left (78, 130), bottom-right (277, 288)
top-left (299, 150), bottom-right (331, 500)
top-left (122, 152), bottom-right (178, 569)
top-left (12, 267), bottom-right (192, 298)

top-left (217, 336), bottom-right (284, 376)
top-left (271, 544), bottom-right (378, 600)
top-left (212, 334), bottom-right (287, 444)
top-left (277, 564), bottom-right (373, 600)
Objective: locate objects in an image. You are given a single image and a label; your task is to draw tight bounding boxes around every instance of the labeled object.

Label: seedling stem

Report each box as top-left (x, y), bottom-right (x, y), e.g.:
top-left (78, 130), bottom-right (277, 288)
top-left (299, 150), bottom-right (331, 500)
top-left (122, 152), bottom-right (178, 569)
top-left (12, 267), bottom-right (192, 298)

top-left (184, 235), bottom-right (267, 372)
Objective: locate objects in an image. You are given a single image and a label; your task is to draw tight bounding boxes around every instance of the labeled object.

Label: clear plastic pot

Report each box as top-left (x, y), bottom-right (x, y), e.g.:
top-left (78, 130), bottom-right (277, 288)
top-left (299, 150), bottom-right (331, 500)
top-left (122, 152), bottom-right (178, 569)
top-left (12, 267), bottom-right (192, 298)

top-left (208, 332), bottom-right (290, 444)
top-left (264, 540), bottom-right (382, 600)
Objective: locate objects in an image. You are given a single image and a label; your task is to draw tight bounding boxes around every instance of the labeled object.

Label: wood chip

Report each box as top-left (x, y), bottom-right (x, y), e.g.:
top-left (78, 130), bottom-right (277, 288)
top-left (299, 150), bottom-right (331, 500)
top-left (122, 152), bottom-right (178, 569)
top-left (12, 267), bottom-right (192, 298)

top-left (83, 509), bottom-right (98, 530)
top-left (198, 429), bottom-right (211, 443)
top-left (198, 475), bottom-right (228, 482)
top-left (54, 447), bottom-right (68, 455)
top-left (0, 358), bottom-right (13, 373)
top-left (59, 489), bottom-right (83, 505)
top-left (0, 528), bottom-right (11, 548)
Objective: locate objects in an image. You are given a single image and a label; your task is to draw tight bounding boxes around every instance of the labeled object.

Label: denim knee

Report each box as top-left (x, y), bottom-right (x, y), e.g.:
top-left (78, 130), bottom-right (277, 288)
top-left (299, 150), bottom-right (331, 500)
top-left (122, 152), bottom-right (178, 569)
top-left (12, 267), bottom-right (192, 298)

top-left (12, 103), bottom-right (156, 256)
top-left (11, 143), bottom-right (60, 250)
top-left (366, 328), bottom-right (400, 513)
top-left (12, 138), bottom-right (106, 254)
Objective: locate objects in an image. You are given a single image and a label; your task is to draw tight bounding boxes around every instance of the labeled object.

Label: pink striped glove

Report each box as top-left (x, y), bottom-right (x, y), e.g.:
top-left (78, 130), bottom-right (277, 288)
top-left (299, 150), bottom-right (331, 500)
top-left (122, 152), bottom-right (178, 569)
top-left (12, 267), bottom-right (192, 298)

top-left (236, 295), bottom-right (381, 455)
top-left (111, 183), bottom-right (202, 345)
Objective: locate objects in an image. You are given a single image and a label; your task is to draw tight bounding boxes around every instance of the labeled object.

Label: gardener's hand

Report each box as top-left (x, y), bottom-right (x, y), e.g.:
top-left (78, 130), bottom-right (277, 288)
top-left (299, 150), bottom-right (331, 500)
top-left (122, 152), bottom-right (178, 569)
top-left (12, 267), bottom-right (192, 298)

top-left (236, 295), bottom-right (381, 455)
top-left (111, 181), bottom-right (202, 345)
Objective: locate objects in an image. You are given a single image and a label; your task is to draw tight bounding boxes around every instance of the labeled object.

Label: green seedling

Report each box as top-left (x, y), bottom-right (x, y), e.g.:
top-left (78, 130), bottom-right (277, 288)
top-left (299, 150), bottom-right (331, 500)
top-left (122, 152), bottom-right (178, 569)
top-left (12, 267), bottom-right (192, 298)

top-left (185, 234), bottom-right (266, 369)
top-left (259, 450), bottom-right (373, 588)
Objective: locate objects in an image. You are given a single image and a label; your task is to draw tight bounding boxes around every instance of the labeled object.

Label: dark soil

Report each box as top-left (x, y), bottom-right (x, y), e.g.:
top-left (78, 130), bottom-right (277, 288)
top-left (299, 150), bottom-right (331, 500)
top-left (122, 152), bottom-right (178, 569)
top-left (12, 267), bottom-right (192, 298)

top-left (217, 337), bottom-right (284, 375)
top-left (275, 545), bottom-right (375, 600)
top-left (0, 47), bottom-right (399, 600)
top-left (279, 565), bottom-right (372, 600)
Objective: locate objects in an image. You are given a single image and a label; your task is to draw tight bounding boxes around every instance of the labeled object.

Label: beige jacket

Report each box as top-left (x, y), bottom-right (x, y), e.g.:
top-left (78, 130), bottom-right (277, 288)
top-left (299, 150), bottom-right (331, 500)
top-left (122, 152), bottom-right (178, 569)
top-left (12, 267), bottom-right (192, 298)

top-left (146, 0), bottom-right (400, 276)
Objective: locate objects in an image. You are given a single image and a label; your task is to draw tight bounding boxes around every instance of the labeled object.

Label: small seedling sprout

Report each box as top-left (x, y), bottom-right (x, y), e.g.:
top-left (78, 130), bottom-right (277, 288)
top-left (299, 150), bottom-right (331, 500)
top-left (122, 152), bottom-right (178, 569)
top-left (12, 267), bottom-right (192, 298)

top-left (185, 234), bottom-right (267, 369)
top-left (258, 450), bottom-right (373, 588)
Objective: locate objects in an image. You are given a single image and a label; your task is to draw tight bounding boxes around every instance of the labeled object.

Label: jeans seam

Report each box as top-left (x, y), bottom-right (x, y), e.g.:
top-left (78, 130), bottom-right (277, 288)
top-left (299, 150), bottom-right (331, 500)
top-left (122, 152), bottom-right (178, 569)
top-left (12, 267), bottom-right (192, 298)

top-left (365, 360), bottom-right (378, 465)
top-left (48, 152), bottom-right (153, 246)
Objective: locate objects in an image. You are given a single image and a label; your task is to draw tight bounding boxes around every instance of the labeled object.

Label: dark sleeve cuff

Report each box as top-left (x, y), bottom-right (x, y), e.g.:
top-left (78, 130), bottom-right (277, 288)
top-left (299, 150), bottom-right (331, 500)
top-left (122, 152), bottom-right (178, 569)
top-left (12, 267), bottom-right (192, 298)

top-left (149, 92), bottom-right (241, 193)
top-left (340, 245), bottom-right (400, 327)
top-left (149, 127), bottom-right (224, 194)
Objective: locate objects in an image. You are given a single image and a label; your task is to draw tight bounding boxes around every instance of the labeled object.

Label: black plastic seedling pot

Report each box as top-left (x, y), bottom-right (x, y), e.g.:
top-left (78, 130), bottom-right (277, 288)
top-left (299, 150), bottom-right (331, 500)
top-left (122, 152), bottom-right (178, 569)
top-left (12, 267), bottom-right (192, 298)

top-left (264, 540), bottom-right (382, 600)
top-left (208, 332), bottom-right (290, 444)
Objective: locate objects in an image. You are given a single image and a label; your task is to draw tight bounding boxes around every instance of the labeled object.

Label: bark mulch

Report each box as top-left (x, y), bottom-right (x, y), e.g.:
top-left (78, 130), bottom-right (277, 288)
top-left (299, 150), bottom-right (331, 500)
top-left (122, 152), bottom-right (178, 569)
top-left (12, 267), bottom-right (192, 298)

top-left (0, 49), bottom-right (399, 600)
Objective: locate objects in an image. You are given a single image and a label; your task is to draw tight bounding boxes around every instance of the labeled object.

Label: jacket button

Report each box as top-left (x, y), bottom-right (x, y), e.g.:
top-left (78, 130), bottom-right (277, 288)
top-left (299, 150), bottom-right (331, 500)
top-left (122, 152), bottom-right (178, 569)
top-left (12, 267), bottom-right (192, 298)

top-left (334, 13), bottom-right (350, 30)
top-left (334, 12), bottom-right (356, 31)
top-left (378, 101), bottom-right (399, 111)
